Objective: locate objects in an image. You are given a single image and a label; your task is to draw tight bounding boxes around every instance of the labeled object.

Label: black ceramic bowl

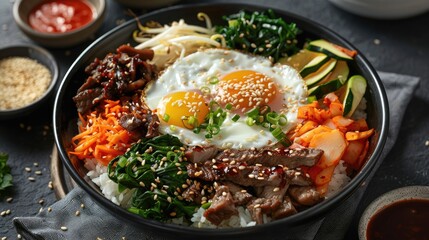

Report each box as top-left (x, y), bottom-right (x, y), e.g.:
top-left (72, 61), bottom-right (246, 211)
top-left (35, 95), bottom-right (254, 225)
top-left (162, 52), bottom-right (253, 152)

top-left (53, 3), bottom-right (389, 239)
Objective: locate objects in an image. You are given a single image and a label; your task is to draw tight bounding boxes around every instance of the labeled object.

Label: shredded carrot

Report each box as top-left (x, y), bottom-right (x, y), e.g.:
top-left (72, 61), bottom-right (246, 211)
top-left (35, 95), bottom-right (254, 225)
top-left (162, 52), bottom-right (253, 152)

top-left (69, 100), bottom-right (134, 166)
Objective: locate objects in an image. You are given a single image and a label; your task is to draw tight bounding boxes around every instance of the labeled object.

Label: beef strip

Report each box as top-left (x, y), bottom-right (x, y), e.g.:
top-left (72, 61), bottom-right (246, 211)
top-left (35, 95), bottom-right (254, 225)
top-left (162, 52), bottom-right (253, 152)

top-left (247, 197), bottom-right (282, 224)
top-left (271, 196), bottom-right (297, 220)
top-left (215, 147), bottom-right (323, 169)
top-left (288, 186), bottom-right (323, 206)
top-left (287, 170), bottom-right (313, 186)
top-left (222, 181), bottom-right (253, 205)
top-left (185, 146), bottom-right (219, 163)
top-left (203, 185), bottom-right (238, 225)
top-left (187, 162), bottom-right (286, 187)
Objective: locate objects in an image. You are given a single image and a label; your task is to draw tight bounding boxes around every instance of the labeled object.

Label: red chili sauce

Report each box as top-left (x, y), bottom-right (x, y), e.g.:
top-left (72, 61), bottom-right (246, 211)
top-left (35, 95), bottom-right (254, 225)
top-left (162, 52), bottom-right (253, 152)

top-left (28, 0), bottom-right (95, 33)
top-left (367, 198), bottom-right (429, 240)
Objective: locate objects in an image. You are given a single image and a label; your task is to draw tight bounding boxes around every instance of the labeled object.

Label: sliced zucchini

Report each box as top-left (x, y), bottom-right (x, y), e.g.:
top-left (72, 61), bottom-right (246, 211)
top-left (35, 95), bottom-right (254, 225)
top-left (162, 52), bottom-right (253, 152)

top-left (299, 54), bottom-right (330, 78)
top-left (304, 58), bottom-right (337, 87)
top-left (307, 39), bottom-right (353, 61)
top-left (319, 60), bottom-right (349, 86)
top-left (308, 79), bottom-right (343, 99)
top-left (278, 49), bottom-right (323, 71)
top-left (343, 75), bottom-right (367, 117)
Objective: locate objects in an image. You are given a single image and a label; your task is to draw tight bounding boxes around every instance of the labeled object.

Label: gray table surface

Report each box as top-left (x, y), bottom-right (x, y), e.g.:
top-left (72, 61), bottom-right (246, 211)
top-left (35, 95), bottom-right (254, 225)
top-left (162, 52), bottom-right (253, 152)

top-left (1, 0), bottom-right (428, 239)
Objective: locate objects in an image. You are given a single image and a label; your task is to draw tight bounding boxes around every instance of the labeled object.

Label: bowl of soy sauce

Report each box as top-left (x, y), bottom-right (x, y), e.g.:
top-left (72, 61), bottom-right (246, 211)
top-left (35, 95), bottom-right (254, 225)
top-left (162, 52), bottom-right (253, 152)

top-left (359, 186), bottom-right (429, 240)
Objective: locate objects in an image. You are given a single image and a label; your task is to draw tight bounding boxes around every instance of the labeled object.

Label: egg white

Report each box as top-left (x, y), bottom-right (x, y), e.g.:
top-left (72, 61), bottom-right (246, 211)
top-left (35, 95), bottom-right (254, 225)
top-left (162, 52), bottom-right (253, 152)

top-left (144, 49), bottom-right (308, 149)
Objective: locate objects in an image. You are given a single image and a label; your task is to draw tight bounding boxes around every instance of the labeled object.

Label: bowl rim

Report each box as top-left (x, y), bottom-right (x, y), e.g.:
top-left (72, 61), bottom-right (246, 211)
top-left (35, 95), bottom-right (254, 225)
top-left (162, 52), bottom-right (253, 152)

top-left (0, 44), bottom-right (59, 117)
top-left (53, 1), bottom-right (389, 236)
top-left (12, 0), bottom-right (106, 38)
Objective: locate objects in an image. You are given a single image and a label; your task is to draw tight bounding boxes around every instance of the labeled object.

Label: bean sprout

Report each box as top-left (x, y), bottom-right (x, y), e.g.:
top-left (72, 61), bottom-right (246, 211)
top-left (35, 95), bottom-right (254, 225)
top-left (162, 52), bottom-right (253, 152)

top-left (133, 13), bottom-right (226, 69)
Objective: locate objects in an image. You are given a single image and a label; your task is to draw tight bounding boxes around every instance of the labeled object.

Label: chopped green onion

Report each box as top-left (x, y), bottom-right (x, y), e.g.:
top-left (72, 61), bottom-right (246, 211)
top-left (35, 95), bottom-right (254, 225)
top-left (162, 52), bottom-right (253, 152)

top-left (163, 113), bottom-right (170, 122)
top-left (266, 112), bottom-right (279, 124)
top-left (208, 76), bottom-right (219, 85)
top-left (188, 116), bottom-right (198, 127)
top-left (278, 115), bottom-right (287, 126)
top-left (271, 127), bottom-right (285, 141)
top-left (246, 117), bottom-right (255, 126)
top-left (169, 125), bottom-right (177, 131)
top-left (232, 114), bottom-right (240, 122)
top-left (225, 103), bottom-right (233, 110)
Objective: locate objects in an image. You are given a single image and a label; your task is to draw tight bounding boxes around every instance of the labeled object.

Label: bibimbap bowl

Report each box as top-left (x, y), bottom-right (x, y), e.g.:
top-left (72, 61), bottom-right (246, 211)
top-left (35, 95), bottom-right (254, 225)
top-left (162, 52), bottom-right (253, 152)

top-left (53, 3), bottom-right (388, 239)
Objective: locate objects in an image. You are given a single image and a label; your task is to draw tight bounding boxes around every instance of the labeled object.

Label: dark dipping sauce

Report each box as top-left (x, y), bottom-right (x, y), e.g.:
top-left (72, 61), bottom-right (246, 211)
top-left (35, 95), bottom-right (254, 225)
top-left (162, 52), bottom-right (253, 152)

top-left (28, 0), bottom-right (95, 33)
top-left (367, 198), bottom-right (429, 240)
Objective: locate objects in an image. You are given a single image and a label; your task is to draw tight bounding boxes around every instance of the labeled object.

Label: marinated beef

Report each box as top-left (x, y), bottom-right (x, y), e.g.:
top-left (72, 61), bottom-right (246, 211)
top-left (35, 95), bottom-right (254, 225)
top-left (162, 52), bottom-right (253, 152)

top-left (73, 45), bottom-right (157, 113)
top-left (215, 147), bottom-right (323, 169)
top-left (185, 144), bottom-right (324, 225)
top-left (222, 182), bottom-right (253, 205)
top-left (185, 146), bottom-right (219, 163)
top-left (203, 185), bottom-right (238, 225)
top-left (271, 197), bottom-right (297, 220)
top-left (288, 186), bottom-right (323, 206)
top-left (187, 162), bottom-right (286, 187)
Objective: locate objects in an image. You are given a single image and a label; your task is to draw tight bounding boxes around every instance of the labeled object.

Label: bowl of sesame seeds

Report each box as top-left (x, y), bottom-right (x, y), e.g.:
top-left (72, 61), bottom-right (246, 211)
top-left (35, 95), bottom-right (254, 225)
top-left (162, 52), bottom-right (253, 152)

top-left (0, 45), bottom-right (58, 119)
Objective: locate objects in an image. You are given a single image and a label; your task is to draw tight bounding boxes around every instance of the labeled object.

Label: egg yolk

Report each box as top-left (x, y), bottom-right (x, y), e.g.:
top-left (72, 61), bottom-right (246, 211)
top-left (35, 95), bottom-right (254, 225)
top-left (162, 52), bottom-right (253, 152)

top-left (158, 91), bottom-right (209, 129)
top-left (216, 70), bottom-right (278, 113)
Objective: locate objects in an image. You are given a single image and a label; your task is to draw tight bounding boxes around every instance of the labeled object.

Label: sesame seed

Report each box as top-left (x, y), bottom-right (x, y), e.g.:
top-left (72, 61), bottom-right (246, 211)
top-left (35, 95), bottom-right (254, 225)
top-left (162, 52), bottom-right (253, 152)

top-left (38, 199), bottom-right (44, 205)
top-left (425, 140), bottom-right (429, 146)
top-left (33, 162), bottom-right (39, 167)
top-left (48, 207), bottom-right (52, 212)
top-left (373, 39), bottom-right (381, 45)
top-left (28, 177), bottom-right (35, 181)
top-left (248, 174), bottom-right (255, 179)
top-left (0, 211), bottom-right (6, 216)
top-left (60, 226), bottom-right (68, 231)
top-left (80, 203), bottom-right (85, 209)
top-left (253, 204), bottom-right (261, 209)
top-left (222, 191), bottom-right (227, 196)
top-left (257, 177), bottom-right (265, 180)
top-left (6, 197), bottom-right (13, 203)
top-left (273, 187), bottom-right (280, 192)
top-left (75, 210), bottom-right (80, 216)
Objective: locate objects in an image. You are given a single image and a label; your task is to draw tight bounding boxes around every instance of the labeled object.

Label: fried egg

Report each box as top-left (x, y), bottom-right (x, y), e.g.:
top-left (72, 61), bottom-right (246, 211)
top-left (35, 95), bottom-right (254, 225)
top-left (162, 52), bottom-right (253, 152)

top-left (144, 49), bottom-right (307, 149)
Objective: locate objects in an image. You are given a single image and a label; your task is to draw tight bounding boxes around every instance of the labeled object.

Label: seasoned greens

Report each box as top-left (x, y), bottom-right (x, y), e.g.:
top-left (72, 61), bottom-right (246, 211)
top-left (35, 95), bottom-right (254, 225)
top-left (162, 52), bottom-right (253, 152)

top-left (0, 153), bottom-right (12, 194)
top-left (216, 10), bottom-right (300, 62)
top-left (108, 134), bottom-right (197, 221)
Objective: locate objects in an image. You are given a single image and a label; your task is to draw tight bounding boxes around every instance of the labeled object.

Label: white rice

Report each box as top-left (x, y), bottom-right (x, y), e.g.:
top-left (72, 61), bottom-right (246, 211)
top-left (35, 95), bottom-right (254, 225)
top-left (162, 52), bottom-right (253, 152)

top-left (326, 160), bottom-right (351, 198)
top-left (85, 159), bottom-right (134, 208)
top-left (191, 206), bottom-right (257, 228)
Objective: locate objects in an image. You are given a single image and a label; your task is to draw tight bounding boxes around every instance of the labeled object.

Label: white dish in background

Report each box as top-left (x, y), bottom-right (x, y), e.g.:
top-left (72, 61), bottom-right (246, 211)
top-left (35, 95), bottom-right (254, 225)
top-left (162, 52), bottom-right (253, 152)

top-left (329, 0), bottom-right (429, 19)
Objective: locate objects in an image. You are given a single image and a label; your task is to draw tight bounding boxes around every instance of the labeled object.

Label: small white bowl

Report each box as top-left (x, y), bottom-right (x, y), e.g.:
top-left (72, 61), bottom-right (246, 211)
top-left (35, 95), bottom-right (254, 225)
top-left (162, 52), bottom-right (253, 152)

top-left (359, 186), bottom-right (429, 240)
top-left (13, 0), bottom-right (106, 48)
top-left (329, 0), bottom-right (429, 19)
